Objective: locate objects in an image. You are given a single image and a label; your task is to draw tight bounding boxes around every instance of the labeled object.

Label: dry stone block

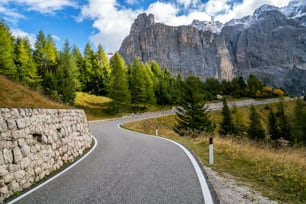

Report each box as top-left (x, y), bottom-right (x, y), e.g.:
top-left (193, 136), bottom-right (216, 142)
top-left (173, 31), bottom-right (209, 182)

top-left (4, 174), bottom-right (14, 184)
top-left (0, 186), bottom-right (8, 194)
top-left (6, 119), bottom-right (16, 130)
top-left (16, 118), bottom-right (26, 129)
top-left (13, 147), bottom-right (23, 163)
top-left (8, 181), bottom-right (19, 191)
top-left (3, 149), bottom-right (13, 164)
top-left (0, 119), bottom-right (7, 133)
top-left (0, 166), bottom-right (8, 176)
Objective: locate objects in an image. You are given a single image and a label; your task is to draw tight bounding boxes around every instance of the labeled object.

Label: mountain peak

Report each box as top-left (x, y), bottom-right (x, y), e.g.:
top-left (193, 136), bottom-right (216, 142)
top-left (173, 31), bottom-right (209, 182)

top-left (191, 20), bottom-right (223, 33)
top-left (130, 13), bottom-right (155, 34)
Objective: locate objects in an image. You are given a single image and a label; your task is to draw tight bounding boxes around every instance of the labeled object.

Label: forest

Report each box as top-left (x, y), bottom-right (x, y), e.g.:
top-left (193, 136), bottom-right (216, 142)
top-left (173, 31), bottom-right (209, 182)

top-left (0, 21), bottom-right (286, 111)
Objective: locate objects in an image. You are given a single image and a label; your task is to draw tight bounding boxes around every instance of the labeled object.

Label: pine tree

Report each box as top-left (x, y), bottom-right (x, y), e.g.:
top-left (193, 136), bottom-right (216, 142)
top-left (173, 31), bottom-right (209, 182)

top-left (0, 20), bottom-right (17, 78)
top-left (247, 105), bottom-right (265, 140)
top-left (268, 109), bottom-right (279, 141)
top-left (81, 43), bottom-right (95, 92)
top-left (14, 37), bottom-right (39, 86)
top-left (109, 52), bottom-right (131, 113)
top-left (219, 98), bottom-right (236, 136)
top-left (291, 99), bottom-right (306, 145)
top-left (174, 76), bottom-right (213, 137)
top-left (56, 39), bottom-right (80, 104)
top-left (276, 101), bottom-right (291, 141)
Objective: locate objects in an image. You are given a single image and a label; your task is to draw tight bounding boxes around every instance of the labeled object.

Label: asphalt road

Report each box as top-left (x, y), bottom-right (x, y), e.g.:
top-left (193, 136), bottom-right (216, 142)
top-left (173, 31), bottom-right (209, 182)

top-left (13, 117), bottom-right (209, 204)
top-left (12, 97), bottom-right (290, 204)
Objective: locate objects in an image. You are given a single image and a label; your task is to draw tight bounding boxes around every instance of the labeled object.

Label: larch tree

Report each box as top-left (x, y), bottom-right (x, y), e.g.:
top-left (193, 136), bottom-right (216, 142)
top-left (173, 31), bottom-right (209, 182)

top-left (129, 57), bottom-right (147, 107)
top-left (0, 20), bottom-right (17, 78)
top-left (14, 37), bottom-right (39, 86)
top-left (109, 52), bottom-right (131, 113)
top-left (56, 39), bottom-right (80, 104)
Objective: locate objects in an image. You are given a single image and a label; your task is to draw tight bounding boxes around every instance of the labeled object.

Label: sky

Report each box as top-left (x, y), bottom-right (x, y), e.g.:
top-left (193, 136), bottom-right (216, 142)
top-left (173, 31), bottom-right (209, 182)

top-left (0, 0), bottom-right (292, 53)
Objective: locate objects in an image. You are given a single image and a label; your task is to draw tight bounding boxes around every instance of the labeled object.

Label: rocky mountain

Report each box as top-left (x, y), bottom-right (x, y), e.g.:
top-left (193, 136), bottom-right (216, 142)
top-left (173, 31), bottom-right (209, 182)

top-left (119, 0), bottom-right (306, 94)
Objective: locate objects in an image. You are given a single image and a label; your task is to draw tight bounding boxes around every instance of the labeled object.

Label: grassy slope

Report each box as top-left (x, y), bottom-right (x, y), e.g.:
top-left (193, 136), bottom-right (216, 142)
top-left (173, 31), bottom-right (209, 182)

top-left (122, 102), bottom-right (306, 204)
top-left (0, 75), bottom-right (68, 109)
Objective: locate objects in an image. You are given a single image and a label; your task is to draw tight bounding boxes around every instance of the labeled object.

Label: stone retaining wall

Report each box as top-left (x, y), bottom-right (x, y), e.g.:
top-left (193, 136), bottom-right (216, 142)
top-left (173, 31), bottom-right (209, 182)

top-left (0, 108), bottom-right (92, 202)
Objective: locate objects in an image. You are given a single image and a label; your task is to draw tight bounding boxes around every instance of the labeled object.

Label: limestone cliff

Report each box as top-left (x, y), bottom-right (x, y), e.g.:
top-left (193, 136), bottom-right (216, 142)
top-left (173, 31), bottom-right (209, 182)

top-left (119, 1), bottom-right (306, 94)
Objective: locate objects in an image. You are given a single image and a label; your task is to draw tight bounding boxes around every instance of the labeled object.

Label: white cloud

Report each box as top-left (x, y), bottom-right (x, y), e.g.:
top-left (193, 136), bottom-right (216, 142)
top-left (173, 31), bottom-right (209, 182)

top-left (9, 0), bottom-right (76, 13)
top-left (0, 6), bottom-right (25, 24)
top-left (80, 0), bottom-right (293, 52)
top-left (126, 0), bottom-right (137, 5)
top-left (205, 0), bottom-right (230, 16)
top-left (11, 28), bottom-right (36, 47)
top-left (214, 0), bottom-right (291, 22)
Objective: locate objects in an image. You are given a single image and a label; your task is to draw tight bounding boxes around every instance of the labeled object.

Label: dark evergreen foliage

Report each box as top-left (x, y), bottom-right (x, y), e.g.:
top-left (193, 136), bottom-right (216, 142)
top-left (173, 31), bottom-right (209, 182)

top-left (268, 109), bottom-right (279, 141)
top-left (174, 76), bottom-right (213, 137)
top-left (219, 98), bottom-right (236, 136)
top-left (247, 105), bottom-right (265, 140)
top-left (276, 101), bottom-right (291, 141)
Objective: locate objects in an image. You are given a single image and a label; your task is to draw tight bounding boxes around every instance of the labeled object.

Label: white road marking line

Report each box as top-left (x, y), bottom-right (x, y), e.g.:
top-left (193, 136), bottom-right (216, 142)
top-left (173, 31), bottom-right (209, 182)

top-left (8, 135), bottom-right (97, 204)
top-left (118, 124), bottom-right (214, 204)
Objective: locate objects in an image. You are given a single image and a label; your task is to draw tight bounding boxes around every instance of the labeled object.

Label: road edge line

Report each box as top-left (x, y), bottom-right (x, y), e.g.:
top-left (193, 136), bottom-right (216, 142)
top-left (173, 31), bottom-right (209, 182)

top-left (7, 135), bottom-right (98, 204)
top-left (118, 124), bottom-right (214, 204)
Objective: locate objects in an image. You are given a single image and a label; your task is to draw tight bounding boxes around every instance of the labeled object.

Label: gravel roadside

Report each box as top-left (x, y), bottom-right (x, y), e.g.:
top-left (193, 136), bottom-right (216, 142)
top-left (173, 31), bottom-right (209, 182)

top-left (204, 166), bottom-right (277, 204)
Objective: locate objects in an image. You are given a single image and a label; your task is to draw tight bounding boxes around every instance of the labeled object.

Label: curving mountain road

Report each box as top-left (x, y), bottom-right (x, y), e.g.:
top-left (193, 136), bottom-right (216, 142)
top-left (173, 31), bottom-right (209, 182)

top-left (11, 98), bottom-right (290, 204)
top-left (12, 115), bottom-right (213, 204)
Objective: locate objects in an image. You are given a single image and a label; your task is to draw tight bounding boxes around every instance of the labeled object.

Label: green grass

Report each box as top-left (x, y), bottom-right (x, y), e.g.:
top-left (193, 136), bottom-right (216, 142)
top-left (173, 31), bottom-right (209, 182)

top-left (122, 102), bottom-right (306, 204)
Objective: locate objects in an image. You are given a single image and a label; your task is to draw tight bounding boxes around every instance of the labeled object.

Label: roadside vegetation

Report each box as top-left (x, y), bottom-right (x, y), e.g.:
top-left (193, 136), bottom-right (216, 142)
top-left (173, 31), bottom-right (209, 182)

top-left (122, 100), bottom-right (306, 203)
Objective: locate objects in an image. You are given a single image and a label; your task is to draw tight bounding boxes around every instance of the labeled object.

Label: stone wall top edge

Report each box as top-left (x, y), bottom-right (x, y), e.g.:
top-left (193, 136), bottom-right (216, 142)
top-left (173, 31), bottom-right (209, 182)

top-left (0, 108), bottom-right (85, 112)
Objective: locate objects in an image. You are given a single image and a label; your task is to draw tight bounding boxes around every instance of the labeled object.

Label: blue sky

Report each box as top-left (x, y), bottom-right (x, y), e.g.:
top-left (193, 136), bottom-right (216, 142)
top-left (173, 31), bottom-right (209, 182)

top-left (0, 0), bottom-right (291, 53)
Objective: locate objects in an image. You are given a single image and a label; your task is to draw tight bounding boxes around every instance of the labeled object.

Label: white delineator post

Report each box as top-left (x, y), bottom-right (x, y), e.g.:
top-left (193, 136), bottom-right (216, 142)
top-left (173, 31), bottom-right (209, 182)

top-left (209, 137), bottom-right (214, 165)
top-left (155, 126), bottom-right (158, 136)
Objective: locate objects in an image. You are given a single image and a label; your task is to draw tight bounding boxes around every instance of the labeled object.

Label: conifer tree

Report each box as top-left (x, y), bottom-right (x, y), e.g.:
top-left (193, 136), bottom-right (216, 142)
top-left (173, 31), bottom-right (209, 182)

top-left (33, 31), bottom-right (58, 92)
top-left (109, 52), bottom-right (131, 113)
top-left (292, 99), bottom-right (306, 145)
top-left (14, 37), bottom-right (39, 86)
top-left (247, 105), bottom-right (265, 140)
top-left (276, 101), bottom-right (291, 141)
top-left (72, 44), bottom-right (84, 88)
top-left (143, 64), bottom-right (156, 104)
top-left (232, 104), bottom-right (246, 134)
top-left (81, 43), bottom-right (94, 92)
top-left (174, 76), bottom-right (213, 137)
top-left (268, 109), bottom-right (279, 141)
top-left (129, 57), bottom-right (146, 106)
top-left (95, 44), bottom-right (111, 95)
top-left (56, 39), bottom-right (80, 103)
top-left (0, 20), bottom-right (17, 78)
top-left (219, 98), bottom-right (236, 136)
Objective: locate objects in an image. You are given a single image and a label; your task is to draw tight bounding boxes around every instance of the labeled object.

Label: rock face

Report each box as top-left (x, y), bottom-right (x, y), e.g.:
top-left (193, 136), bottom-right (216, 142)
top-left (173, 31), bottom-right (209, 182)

top-left (119, 0), bottom-right (306, 94)
top-left (0, 108), bottom-right (92, 202)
